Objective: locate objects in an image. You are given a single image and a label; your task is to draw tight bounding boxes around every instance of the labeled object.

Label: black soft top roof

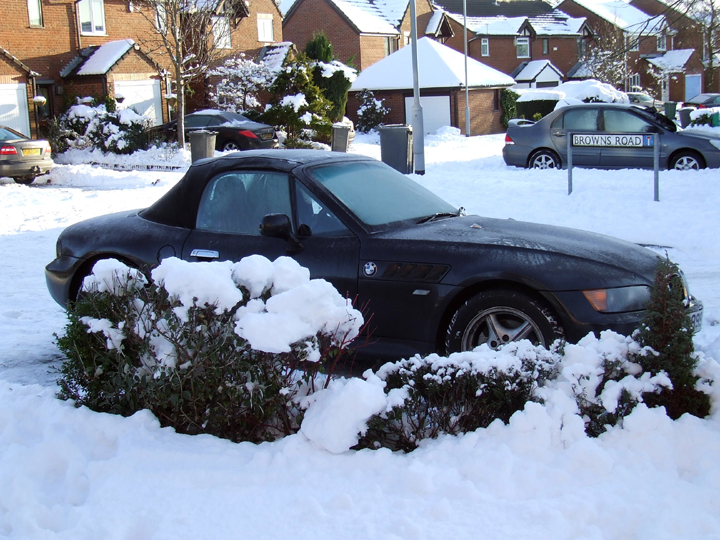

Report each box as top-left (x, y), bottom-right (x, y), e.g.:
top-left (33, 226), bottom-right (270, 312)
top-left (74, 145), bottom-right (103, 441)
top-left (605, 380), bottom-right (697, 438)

top-left (140, 149), bottom-right (373, 229)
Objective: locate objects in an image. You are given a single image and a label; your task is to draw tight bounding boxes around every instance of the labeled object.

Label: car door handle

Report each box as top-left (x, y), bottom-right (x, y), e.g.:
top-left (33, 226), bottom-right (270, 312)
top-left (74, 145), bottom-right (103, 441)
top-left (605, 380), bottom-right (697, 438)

top-left (190, 249), bottom-right (219, 259)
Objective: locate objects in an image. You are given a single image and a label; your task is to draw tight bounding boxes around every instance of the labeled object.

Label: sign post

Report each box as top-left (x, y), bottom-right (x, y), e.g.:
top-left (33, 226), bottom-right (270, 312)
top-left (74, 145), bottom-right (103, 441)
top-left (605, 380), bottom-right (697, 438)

top-left (654, 133), bottom-right (660, 202)
top-left (567, 132), bottom-right (573, 195)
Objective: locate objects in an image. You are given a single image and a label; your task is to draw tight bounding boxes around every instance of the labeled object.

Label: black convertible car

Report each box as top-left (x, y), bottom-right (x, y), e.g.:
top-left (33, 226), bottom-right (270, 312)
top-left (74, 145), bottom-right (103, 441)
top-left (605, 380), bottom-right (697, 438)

top-left (46, 150), bottom-right (703, 368)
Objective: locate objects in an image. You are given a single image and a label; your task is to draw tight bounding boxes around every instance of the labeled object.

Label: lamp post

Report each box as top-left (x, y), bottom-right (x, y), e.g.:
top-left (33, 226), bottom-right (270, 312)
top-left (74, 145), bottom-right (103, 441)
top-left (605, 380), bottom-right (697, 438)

top-left (409, 0), bottom-right (425, 174)
top-left (463, 0), bottom-right (470, 137)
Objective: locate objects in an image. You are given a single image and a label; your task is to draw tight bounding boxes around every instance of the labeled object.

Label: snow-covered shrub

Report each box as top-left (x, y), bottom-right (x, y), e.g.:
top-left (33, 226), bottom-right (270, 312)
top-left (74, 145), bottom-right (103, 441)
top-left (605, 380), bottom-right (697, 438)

top-left (305, 33), bottom-right (357, 122)
top-left (208, 54), bottom-right (275, 113)
top-left (355, 89), bottom-right (389, 133)
top-left (689, 107), bottom-right (720, 127)
top-left (631, 256), bottom-right (711, 419)
top-left (261, 54), bottom-right (334, 146)
top-left (356, 342), bottom-right (559, 451)
top-left (56, 99), bottom-right (150, 154)
top-left (56, 256), bottom-right (363, 443)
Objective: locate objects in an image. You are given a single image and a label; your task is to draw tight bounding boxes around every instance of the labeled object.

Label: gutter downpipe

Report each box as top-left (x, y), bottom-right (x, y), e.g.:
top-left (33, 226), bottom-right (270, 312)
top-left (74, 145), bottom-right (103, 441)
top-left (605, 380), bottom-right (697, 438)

top-left (409, 0), bottom-right (425, 174)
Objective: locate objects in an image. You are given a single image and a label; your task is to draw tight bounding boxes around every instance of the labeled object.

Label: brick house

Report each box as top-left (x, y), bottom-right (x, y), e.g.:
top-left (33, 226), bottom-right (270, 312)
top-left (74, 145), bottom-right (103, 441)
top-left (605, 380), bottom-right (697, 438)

top-left (433, 0), bottom-right (591, 84)
top-left (557, 0), bottom-right (704, 101)
top-left (1, 0), bottom-right (283, 138)
top-left (281, 0), bottom-right (452, 70)
top-left (349, 37), bottom-right (515, 135)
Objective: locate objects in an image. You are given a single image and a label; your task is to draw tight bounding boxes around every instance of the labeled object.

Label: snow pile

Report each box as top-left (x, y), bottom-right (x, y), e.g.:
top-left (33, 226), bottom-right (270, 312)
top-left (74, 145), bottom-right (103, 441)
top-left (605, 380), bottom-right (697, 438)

top-left (517, 79), bottom-right (629, 108)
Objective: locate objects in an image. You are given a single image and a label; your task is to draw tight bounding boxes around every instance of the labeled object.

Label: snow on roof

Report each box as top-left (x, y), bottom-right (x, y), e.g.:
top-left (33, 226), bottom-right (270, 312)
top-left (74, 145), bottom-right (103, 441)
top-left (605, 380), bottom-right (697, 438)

top-left (450, 14), bottom-right (528, 35)
top-left (645, 49), bottom-right (694, 71)
top-left (571, 0), bottom-right (665, 34)
top-left (283, 0), bottom-right (408, 33)
top-left (513, 60), bottom-right (563, 81)
top-left (76, 39), bottom-right (135, 76)
top-left (530, 11), bottom-right (587, 35)
top-left (350, 37), bottom-right (515, 91)
top-left (426, 8), bottom-right (446, 34)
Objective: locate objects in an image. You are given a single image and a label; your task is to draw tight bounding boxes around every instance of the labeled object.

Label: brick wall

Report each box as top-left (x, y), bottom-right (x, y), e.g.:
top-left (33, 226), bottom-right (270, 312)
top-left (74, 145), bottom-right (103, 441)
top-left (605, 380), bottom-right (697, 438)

top-left (283, 0), bottom-right (362, 65)
top-left (532, 36), bottom-right (580, 76)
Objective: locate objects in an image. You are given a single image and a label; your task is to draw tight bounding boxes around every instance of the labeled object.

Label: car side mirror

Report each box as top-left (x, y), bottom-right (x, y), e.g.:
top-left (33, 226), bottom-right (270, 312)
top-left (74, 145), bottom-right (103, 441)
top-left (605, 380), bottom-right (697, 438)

top-left (260, 213), bottom-right (304, 253)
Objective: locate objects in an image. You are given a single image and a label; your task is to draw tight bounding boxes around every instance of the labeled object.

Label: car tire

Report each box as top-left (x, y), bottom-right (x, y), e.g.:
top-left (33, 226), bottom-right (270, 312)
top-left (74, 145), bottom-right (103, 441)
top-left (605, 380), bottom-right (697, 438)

top-left (444, 289), bottom-right (563, 353)
top-left (529, 150), bottom-right (561, 169)
top-left (670, 151), bottom-right (705, 170)
top-left (222, 141), bottom-right (241, 152)
top-left (12, 177), bottom-right (34, 185)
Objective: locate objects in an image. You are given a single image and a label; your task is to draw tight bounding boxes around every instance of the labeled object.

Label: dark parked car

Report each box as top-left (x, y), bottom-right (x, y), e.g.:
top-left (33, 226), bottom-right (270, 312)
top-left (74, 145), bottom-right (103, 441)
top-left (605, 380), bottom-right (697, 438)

top-left (503, 103), bottom-right (720, 170)
top-left (0, 125), bottom-right (53, 184)
top-left (683, 93), bottom-right (720, 108)
top-left (46, 150), bottom-right (703, 370)
top-left (152, 110), bottom-right (277, 152)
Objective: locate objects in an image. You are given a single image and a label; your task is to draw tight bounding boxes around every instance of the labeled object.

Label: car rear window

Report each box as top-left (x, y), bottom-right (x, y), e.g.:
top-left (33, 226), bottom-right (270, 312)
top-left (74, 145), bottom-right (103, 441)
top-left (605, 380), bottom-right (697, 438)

top-left (0, 127), bottom-right (25, 141)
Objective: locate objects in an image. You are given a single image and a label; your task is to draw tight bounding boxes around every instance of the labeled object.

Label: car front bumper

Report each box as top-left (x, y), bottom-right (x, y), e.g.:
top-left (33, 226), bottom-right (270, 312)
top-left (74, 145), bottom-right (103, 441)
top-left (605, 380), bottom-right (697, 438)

top-left (45, 255), bottom-right (82, 307)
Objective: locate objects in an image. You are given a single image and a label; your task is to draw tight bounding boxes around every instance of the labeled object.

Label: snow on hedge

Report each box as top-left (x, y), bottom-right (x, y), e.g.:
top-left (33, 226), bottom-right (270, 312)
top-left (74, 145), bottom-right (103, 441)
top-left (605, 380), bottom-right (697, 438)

top-left (517, 79), bottom-right (629, 108)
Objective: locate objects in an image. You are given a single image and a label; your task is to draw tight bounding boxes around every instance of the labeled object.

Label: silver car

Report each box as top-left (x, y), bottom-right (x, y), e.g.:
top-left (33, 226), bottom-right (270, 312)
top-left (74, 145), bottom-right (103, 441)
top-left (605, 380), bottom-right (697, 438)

top-left (0, 125), bottom-right (54, 184)
top-left (503, 104), bottom-right (720, 171)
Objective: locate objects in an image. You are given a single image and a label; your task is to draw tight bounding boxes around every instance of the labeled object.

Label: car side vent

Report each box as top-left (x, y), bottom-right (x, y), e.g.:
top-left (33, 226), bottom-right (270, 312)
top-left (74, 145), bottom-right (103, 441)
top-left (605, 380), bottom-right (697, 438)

top-left (382, 263), bottom-right (449, 282)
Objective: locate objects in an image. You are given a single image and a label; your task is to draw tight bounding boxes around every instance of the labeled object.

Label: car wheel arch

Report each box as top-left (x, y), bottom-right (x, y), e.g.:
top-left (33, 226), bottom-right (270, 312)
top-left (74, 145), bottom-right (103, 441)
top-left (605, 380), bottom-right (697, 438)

top-left (69, 254), bottom-right (150, 303)
top-left (527, 148), bottom-right (562, 169)
top-left (435, 279), bottom-right (567, 355)
top-left (668, 149), bottom-right (706, 170)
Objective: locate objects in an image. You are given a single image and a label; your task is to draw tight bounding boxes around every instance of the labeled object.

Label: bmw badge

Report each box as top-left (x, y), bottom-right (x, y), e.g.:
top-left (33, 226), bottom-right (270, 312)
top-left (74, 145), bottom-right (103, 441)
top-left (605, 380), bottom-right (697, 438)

top-left (363, 262), bottom-right (378, 277)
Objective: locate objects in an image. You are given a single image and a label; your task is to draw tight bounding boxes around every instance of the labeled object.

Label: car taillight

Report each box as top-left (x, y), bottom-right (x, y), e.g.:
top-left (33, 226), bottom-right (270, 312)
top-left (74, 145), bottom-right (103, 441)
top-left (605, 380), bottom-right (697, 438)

top-left (698, 104), bottom-right (706, 109)
top-left (0, 146), bottom-right (17, 155)
top-left (505, 134), bottom-right (514, 144)
top-left (45, 144), bottom-right (51, 154)
top-left (237, 130), bottom-right (258, 139)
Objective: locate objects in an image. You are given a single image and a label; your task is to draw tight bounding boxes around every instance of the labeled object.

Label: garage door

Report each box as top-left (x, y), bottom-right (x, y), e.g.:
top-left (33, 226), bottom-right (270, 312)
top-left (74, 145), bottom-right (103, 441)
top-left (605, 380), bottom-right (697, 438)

top-left (685, 74), bottom-right (702, 101)
top-left (115, 80), bottom-right (163, 126)
top-left (0, 83), bottom-right (31, 137)
top-left (404, 95), bottom-right (451, 135)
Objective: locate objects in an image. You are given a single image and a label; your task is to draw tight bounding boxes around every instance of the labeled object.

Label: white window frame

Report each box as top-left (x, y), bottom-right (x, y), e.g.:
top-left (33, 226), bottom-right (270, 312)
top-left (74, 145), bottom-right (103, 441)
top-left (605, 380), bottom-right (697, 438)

top-left (257, 13), bottom-right (274, 43)
top-left (27, 0), bottom-right (43, 26)
top-left (542, 38), bottom-right (549, 55)
top-left (404, 31), bottom-right (410, 46)
top-left (577, 37), bottom-right (587, 59)
top-left (516, 37), bottom-right (530, 59)
top-left (155, 3), bottom-right (166, 33)
top-left (657, 34), bottom-right (667, 51)
top-left (627, 73), bottom-right (640, 91)
top-left (78, 0), bottom-right (106, 35)
top-left (213, 16), bottom-right (232, 49)
top-left (481, 38), bottom-right (489, 57)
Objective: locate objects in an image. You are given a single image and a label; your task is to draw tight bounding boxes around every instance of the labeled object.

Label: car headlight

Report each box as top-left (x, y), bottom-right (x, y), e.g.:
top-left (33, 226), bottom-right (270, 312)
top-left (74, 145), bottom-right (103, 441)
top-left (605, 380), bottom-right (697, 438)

top-left (709, 139), bottom-right (720, 151)
top-left (583, 286), bottom-right (651, 313)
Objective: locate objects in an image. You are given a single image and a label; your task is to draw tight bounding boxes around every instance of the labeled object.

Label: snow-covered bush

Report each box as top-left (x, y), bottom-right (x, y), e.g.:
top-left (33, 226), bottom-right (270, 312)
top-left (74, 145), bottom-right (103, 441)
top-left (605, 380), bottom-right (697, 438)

top-left (355, 89), bottom-right (389, 133)
top-left (208, 54), bottom-right (275, 113)
top-left (356, 342), bottom-right (559, 451)
top-left (305, 33), bottom-right (357, 122)
top-left (689, 107), bottom-right (720, 127)
top-left (55, 98), bottom-right (150, 154)
top-left (56, 256), bottom-right (363, 443)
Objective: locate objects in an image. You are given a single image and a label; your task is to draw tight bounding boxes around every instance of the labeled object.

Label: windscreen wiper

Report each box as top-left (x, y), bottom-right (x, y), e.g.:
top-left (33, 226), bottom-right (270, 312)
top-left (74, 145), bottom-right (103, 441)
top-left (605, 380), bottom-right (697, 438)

top-left (417, 207), bottom-right (466, 224)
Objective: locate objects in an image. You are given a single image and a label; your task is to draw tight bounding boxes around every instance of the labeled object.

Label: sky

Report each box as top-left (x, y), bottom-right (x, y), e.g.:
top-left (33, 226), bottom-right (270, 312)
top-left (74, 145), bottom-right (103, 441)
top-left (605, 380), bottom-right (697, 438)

top-left (1, 129), bottom-right (720, 539)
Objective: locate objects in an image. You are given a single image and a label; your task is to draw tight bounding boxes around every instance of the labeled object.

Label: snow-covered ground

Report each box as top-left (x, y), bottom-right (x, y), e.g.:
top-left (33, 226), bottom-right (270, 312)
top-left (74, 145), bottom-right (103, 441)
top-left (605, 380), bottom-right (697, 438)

top-left (1, 131), bottom-right (720, 539)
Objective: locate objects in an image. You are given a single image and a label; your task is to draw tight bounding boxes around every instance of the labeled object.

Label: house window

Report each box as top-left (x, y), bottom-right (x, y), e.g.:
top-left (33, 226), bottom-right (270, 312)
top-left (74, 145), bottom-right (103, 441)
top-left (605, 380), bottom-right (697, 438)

top-left (213, 16), bottom-right (231, 49)
top-left (516, 37), bottom-right (530, 58)
top-left (257, 13), bottom-right (274, 43)
top-left (627, 35), bottom-right (639, 51)
top-left (493, 89), bottom-right (500, 111)
top-left (384, 36), bottom-right (397, 56)
top-left (577, 38), bottom-right (587, 59)
top-left (628, 73), bottom-right (640, 91)
top-left (542, 38), bottom-right (549, 55)
top-left (657, 34), bottom-right (666, 51)
top-left (404, 32), bottom-right (410, 46)
top-left (78, 0), bottom-right (106, 35)
top-left (28, 0), bottom-right (43, 26)
top-left (481, 38), bottom-right (489, 57)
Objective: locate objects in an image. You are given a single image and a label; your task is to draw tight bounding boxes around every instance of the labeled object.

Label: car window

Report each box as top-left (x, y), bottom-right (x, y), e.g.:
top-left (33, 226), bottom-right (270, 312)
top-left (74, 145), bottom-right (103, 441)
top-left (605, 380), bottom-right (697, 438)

top-left (295, 181), bottom-right (350, 236)
top-left (309, 161), bottom-right (456, 227)
top-left (206, 117), bottom-right (224, 127)
top-left (196, 171), bottom-right (291, 235)
top-left (603, 110), bottom-right (653, 133)
top-left (0, 127), bottom-right (25, 141)
top-left (184, 115), bottom-right (211, 128)
top-left (561, 109), bottom-right (599, 131)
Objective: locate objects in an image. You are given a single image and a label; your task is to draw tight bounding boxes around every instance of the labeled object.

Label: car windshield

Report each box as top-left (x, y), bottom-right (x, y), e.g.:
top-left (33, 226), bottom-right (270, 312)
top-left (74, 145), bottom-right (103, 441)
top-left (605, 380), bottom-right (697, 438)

top-left (309, 161), bottom-right (457, 228)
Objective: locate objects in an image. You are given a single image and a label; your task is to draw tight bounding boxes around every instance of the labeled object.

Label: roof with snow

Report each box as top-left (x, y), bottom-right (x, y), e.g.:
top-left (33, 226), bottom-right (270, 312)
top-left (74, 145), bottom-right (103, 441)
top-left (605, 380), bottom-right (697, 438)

top-left (283, 0), bottom-right (410, 34)
top-left (570, 0), bottom-right (666, 34)
top-left (645, 49), bottom-right (694, 72)
top-left (512, 59), bottom-right (564, 80)
top-left (61, 39), bottom-right (136, 77)
top-left (454, 15), bottom-right (528, 35)
top-left (350, 37), bottom-right (515, 91)
top-left (434, 0), bottom-right (555, 17)
top-left (529, 11), bottom-right (587, 35)
top-left (447, 9), bottom-right (586, 36)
